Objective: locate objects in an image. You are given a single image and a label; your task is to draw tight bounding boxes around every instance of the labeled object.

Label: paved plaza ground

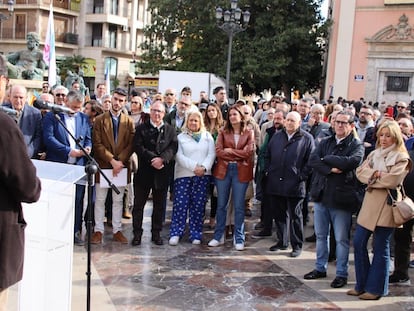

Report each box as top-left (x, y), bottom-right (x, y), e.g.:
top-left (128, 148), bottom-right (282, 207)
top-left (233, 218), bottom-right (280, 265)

top-left (8, 200), bottom-right (414, 310)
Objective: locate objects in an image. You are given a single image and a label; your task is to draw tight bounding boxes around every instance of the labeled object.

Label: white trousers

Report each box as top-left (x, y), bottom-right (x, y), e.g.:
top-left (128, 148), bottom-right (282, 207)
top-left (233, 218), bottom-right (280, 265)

top-left (0, 288), bottom-right (9, 311)
top-left (94, 185), bottom-right (125, 234)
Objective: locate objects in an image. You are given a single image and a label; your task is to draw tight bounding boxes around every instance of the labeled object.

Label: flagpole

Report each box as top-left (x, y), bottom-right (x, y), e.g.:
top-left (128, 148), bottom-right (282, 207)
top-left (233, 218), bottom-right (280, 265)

top-left (105, 64), bottom-right (110, 93)
top-left (43, 3), bottom-right (57, 87)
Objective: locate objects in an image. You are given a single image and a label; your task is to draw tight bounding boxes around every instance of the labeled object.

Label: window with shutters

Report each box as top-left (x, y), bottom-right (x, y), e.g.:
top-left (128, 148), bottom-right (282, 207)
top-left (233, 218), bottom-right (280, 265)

top-left (15, 13), bottom-right (26, 39)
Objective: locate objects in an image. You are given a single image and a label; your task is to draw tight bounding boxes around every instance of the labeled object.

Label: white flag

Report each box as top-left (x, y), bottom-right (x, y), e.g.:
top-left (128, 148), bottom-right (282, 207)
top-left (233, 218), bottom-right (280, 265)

top-left (105, 64), bottom-right (111, 93)
top-left (43, 4), bottom-right (57, 87)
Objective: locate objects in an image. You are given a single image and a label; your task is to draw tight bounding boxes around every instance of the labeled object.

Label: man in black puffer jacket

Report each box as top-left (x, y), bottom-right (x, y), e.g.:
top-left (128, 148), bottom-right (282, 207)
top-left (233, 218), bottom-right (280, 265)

top-left (304, 111), bottom-right (364, 289)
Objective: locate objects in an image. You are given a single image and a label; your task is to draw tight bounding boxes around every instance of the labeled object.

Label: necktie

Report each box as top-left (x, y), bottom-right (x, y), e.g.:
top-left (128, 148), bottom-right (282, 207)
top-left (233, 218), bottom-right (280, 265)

top-left (112, 116), bottom-right (119, 144)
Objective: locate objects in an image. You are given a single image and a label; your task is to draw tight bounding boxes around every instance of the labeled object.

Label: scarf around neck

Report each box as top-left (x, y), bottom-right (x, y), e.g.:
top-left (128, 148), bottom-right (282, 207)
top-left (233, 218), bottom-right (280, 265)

top-left (371, 143), bottom-right (398, 172)
top-left (186, 130), bottom-right (202, 142)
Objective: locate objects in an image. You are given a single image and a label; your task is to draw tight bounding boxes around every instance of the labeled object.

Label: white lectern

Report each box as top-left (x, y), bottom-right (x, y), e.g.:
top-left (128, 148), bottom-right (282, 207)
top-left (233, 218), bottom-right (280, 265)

top-left (19, 160), bottom-right (85, 311)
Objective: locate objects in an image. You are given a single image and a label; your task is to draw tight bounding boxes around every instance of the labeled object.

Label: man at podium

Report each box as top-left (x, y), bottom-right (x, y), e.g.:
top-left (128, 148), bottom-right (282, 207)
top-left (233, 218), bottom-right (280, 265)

top-left (42, 90), bottom-right (92, 245)
top-left (0, 55), bottom-right (42, 311)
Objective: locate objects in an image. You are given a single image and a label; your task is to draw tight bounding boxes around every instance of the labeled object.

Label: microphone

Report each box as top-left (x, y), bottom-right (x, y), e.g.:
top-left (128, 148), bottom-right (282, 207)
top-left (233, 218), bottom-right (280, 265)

top-left (33, 99), bottom-right (75, 115)
top-left (0, 105), bottom-right (18, 116)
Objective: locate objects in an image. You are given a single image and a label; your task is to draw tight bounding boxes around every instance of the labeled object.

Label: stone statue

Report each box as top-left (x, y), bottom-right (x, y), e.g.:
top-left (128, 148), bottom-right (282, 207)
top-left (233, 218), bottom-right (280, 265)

top-left (7, 32), bottom-right (46, 80)
top-left (64, 70), bottom-right (78, 89)
top-left (64, 69), bottom-right (87, 95)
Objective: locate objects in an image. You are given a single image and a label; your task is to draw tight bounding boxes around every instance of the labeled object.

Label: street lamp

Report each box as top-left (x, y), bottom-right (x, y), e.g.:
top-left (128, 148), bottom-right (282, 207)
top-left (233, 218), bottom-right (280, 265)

top-left (216, 0), bottom-right (250, 94)
top-left (0, 0), bottom-right (14, 21)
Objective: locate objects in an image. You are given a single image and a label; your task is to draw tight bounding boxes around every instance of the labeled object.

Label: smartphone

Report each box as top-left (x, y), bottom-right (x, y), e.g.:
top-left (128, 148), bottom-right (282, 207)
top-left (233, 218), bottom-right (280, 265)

top-left (386, 106), bottom-right (394, 117)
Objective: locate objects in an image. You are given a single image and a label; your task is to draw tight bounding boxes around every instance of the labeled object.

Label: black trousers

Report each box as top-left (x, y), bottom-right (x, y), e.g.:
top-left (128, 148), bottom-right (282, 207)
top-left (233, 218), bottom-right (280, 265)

top-left (261, 193), bottom-right (273, 234)
top-left (132, 184), bottom-right (167, 237)
top-left (393, 218), bottom-right (414, 278)
top-left (270, 195), bottom-right (304, 250)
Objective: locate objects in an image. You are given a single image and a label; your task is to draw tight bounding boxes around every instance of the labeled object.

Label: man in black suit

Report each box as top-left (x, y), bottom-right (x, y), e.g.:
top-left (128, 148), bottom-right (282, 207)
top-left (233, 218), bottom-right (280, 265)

top-left (132, 100), bottom-right (178, 246)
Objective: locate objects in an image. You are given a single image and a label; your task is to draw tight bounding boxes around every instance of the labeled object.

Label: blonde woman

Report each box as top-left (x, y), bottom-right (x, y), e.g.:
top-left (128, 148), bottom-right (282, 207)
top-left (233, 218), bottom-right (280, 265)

top-left (169, 111), bottom-right (216, 245)
top-left (349, 120), bottom-right (411, 300)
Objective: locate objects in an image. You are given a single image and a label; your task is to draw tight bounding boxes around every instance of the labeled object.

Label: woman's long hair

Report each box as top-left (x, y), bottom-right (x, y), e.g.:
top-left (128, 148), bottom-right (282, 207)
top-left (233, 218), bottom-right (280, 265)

top-left (223, 105), bottom-right (246, 133)
top-left (204, 103), bottom-right (224, 134)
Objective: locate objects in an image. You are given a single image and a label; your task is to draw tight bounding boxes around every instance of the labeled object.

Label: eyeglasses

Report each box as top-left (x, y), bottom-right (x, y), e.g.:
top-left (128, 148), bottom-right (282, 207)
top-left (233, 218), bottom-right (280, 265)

top-left (335, 120), bottom-right (350, 126)
top-left (56, 93), bottom-right (66, 97)
top-left (397, 106), bottom-right (406, 109)
top-left (150, 109), bottom-right (164, 114)
top-left (165, 93), bottom-right (174, 96)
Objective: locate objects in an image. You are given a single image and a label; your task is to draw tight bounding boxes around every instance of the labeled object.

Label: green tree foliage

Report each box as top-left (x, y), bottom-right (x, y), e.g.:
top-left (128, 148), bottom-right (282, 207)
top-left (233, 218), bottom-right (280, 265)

top-left (57, 54), bottom-right (88, 81)
top-left (139, 0), bottom-right (327, 96)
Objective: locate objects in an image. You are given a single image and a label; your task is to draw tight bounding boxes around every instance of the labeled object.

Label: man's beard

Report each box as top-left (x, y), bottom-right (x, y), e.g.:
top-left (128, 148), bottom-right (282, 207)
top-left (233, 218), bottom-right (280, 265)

top-left (359, 118), bottom-right (367, 125)
top-left (275, 123), bottom-right (283, 130)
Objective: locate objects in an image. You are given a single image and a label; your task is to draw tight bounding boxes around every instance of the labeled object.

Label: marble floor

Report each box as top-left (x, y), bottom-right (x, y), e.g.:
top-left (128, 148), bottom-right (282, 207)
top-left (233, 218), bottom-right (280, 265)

top-left (9, 200), bottom-right (414, 310)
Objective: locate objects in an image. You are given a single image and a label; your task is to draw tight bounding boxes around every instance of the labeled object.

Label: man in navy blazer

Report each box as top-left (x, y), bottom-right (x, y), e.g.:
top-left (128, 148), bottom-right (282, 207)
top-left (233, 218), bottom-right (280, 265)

top-left (43, 90), bottom-right (92, 245)
top-left (7, 85), bottom-right (42, 158)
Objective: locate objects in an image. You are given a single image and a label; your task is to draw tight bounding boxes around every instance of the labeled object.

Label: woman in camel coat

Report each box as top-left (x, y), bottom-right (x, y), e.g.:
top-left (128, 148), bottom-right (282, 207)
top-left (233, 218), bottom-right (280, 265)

top-left (349, 120), bottom-right (411, 300)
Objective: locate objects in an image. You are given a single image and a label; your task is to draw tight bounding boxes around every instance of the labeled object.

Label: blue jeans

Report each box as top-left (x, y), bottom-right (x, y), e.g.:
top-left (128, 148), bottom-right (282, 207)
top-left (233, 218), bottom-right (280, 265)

top-left (353, 224), bottom-right (393, 296)
top-left (314, 202), bottom-right (352, 278)
top-left (214, 163), bottom-right (248, 244)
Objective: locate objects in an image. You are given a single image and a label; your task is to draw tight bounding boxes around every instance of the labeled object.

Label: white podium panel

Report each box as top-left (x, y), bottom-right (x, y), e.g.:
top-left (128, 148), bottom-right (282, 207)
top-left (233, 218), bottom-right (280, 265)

top-left (19, 160), bottom-right (85, 311)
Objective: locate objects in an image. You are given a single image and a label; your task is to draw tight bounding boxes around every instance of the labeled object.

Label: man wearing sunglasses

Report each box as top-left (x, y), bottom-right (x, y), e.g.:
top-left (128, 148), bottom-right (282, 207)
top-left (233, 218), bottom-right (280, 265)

top-left (163, 88), bottom-right (176, 113)
top-left (53, 85), bottom-right (69, 106)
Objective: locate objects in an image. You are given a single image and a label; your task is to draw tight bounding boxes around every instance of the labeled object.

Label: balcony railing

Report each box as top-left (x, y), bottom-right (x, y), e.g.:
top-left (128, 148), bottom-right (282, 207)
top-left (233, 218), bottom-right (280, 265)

top-left (64, 32), bottom-right (78, 44)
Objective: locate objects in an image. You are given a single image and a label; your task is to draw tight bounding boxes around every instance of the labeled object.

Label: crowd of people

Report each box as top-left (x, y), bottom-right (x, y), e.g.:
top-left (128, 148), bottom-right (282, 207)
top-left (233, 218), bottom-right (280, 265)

top-left (1, 56), bottom-right (414, 307)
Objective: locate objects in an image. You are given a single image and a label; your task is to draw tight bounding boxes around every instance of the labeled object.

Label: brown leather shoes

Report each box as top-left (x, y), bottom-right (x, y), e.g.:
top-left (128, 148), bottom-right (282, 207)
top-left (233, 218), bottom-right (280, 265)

top-left (359, 292), bottom-right (380, 300)
top-left (346, 289), bottom-right (363, 296)
top-left (91, 231), bottom-right (102, 244)
top-left (113, 231), bottom-right (128, 244)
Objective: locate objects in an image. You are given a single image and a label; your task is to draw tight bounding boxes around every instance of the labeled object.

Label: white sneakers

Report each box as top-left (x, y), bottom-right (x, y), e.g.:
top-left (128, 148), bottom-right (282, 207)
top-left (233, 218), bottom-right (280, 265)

top-left (169, 236), bottom-right (202, 245)
top-left (235, 243), bottom-right (244, 251)
top-left (208, 237), bottom-right (224, 247)
top-left (169, 236), bottom-right (179, 246)
top-left (208, 237), bottom-right (245, 250)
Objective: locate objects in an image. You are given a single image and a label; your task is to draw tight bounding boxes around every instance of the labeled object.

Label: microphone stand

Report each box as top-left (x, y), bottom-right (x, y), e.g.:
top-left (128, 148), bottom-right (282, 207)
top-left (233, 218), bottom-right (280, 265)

top-left (52, 112), bottom-right (120, 311)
